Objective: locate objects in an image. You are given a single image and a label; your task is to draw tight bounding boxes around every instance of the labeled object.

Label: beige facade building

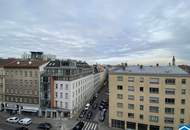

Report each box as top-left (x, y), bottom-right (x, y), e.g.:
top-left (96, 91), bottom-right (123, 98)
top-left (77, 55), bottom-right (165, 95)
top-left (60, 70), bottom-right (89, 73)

top-left (3, 59), bottom-right (47, 114)
top-left (109, 65), bottom-right (190, 130)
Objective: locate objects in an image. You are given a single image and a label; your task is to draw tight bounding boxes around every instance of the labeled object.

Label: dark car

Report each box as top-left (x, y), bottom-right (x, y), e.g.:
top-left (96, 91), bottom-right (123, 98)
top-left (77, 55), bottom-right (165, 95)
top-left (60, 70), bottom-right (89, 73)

top-left (86, 111), bottom-right (93, 120)
top-left (92, 103), bottom-right (98, 109)
top-left (15, 127), bottom-right (28, 130)
top-left (38, 123), bottom-right (52, 130)
top-left (99, 110), bottom-right (106, 122)
top-left (99, 105), bottom-right (104, 110)
top-left (72, 121), bottom-right (84, 130)
top-left (79, 110), bottom-right (86, 118)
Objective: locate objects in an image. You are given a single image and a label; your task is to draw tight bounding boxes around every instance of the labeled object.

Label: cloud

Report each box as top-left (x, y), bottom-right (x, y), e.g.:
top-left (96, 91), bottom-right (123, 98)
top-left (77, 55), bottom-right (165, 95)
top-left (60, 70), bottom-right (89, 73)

top-left (0, 0), bottom-right (189, 65)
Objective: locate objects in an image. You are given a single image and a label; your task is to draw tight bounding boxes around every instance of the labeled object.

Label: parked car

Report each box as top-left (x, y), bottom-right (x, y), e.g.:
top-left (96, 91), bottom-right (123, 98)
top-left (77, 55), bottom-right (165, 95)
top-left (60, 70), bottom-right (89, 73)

top-left (38, 122), bottom-right (52, 130)
top-left (84, 103), bottom-right (90, 110)
top-left (99, 110), bottom-right (106, 122)
top-left (72, 121), bottom-right (84, 130)
top-left (92, 103), bottom-right (98, 109)
top-left (18, 118), bottom-right (32, 125)
top-left (99, 105), bottom-right (104, 110)
top-left (15, 127), bottom-right (28, 130)
top-left (6, 117), bottom-right (20, 123)
top-left (79, 110), bottom-right (86, 118)
top-left (86, 111), bottom-right (93, 120)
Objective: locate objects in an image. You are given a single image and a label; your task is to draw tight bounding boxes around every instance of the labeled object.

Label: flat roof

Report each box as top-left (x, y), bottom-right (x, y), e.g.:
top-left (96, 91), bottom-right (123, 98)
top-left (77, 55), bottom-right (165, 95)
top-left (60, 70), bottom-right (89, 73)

top-left (110, 65), bottom-right (190, 76)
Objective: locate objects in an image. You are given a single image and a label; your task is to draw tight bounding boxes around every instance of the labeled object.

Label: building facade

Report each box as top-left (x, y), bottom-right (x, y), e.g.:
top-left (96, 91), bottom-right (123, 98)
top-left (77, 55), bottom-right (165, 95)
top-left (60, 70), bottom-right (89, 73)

top-left (40, 60), bottom-right (106, 118)
top-left (3, 60), bottom-right (48, 115)
top-left (109, 65), bottom-right (190, 130)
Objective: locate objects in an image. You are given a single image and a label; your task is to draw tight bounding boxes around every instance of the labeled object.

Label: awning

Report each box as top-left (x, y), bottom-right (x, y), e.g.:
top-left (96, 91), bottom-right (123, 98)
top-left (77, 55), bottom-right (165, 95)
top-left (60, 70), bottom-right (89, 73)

top-left (21, 106), bottom-right (39, 113)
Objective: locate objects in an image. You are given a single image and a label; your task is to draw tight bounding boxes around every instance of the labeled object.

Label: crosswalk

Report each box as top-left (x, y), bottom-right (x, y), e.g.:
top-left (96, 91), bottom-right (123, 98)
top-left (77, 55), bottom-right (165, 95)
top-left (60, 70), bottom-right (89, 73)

top-left (82, 121), bottom-right (98, 130)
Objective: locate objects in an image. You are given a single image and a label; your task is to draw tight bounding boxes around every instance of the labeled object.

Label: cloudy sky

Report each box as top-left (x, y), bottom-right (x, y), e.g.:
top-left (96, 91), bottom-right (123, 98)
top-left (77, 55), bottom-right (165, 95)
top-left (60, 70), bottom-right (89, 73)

top-left (0, 0), bottom-right (190, 65)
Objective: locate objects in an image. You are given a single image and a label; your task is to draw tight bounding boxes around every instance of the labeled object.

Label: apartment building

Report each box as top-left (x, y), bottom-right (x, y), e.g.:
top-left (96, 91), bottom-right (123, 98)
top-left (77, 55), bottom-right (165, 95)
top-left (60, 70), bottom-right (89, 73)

top-left (3, 60), bottom-right (48, 115)
top-left (109, 65), bottom-right (190, 130)
top-left (40, 59), bottom-right (95, 118)
top-left (0, 59), bottom-right (16, 110)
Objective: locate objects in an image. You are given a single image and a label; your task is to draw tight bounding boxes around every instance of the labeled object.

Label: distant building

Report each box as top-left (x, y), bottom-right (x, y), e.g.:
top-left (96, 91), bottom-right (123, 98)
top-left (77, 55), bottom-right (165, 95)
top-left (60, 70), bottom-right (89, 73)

top-left (3, 59), bottom-right (48, 115)
top-left (109, 65), bottom-right (190, 130)
top-left (0, 58), bottom-right (16, 110)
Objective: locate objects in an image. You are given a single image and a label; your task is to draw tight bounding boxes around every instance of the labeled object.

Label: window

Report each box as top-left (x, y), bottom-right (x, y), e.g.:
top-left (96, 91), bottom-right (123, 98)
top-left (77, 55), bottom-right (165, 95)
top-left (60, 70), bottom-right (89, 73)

top-left (55, 92), bottom-right (58, 98)
top-left (117, 76), bottom-right (123, 81)
top-left (165, 88), bottom-right (175, 95)
top-left (181, 89), bottom-right (186, 95)
top-left (29, 71), bottom-right (32, 77)
top-left (128, 113), bottom-right (134, 118)
top-left (180, 109), bottom-right (185, 114)
top-left (24, 71), bottom-right (27, 77)
top-left (128, 86), bottom-right (134, 91)
top-left (150, 88), bottom-right (159, 94)
top-left (164, 117), bottom-right (174, 124)
top-left (180, 119), bottom-right (184, 124)
top-left (165, 79), bottom-right (175, 85)
top-left (65, 84), bottom-right (68, 90)
top-left (60, 92), bottom-right (63, 98)
top-left (128, 77), bottom-right (134, 82)
top-left (60, 84), bottom-right (63, 89)
top-left (140, 77), bottom-right (144, 83)
top-left (65, 93), bottom-right (68, 99)
top-left (164, 127), bottom-right (173, 130)
top-left (149, 106), bottom-right (159, 113)
top-left (140, 87), bottom-right (144, 92)
top-left (117, 94), bottom-right (123, 99)
top-left (60, 101), bottom-right (63, 108)
top-left (181, 99), bottom-right (185, 104)
top-left (111, 119), bottom-right (125, 129)
top-left (140, 96), bottom-right (144, 101)
top-left (139, 114), bottom-right (144, 120)
top-left (165, 98), bottom-right (175, 105)
top-left (117, 111), bottom-right (123, 117)
top-left (128, 104), bottom-right (134, 109)
top-left (117, 103), bottom-right (123, 108)
top-left (149, 115), bottom-right (159, 122)
top-left (140, 105), bottom-right (144, 110)
top-left (65, 102), bottom-right (68, 109)
top-left (165, 108), bottom-right (174, 114)
top-left (128, 95), bottom-right (135, 100)
top-left (149, 97), bottom-right (159, 103)
top-left (117, 85), bottom-right (123, 90)
top-left (56, 84), bottom-right (58, 89)
top-left (149, 78), bottom-right (159, 84)
top-left (182, 79), bottom-right (186, 84)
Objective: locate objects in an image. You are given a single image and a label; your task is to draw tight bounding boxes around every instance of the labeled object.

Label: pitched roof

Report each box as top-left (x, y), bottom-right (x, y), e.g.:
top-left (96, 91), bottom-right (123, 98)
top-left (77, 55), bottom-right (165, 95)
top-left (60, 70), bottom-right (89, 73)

top-left (4, 59), bottom-right (48, 69)
top-left (0, 58), bottom-right (16, 67)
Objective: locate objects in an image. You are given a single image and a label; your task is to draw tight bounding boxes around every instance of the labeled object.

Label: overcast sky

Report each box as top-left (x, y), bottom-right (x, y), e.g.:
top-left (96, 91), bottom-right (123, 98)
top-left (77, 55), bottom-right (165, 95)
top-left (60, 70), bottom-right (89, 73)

top-left (0, 0), bottom-right (190, 65)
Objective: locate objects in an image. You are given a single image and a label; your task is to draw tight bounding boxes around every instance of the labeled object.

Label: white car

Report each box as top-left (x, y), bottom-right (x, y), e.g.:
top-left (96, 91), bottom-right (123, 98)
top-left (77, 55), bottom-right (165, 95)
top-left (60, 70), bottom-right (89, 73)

top-left (6, 117), bottom-right (19, 123)
top-left (18, 118), bottom-right (32, 125)
top-left (84, 103), bottom-right (90, 110)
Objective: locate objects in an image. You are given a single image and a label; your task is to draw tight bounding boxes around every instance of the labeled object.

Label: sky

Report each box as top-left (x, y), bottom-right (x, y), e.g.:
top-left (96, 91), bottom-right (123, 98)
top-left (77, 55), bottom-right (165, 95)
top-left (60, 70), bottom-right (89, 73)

top-left (0, 0), bottom-right (190, 65)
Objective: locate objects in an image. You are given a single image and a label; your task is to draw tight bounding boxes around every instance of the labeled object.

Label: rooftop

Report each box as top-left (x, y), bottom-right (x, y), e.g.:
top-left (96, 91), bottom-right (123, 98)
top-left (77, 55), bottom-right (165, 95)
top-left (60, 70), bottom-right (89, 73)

top-left (4, 59), bottom-right (48, 69)
top-left (110, 65), bottom-right (190, 76)
top-left (0, 58), bottom-right (16, 67)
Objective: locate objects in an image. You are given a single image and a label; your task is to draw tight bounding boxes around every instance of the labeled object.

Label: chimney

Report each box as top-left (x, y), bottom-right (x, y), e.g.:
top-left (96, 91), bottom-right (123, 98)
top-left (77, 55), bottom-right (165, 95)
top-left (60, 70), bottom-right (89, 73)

top-left (140, 65), bottom-right (143, 69)
top-left (156, 63), bottom-right (159, 67)
top-left (172, 56), bottom-right (175, 66)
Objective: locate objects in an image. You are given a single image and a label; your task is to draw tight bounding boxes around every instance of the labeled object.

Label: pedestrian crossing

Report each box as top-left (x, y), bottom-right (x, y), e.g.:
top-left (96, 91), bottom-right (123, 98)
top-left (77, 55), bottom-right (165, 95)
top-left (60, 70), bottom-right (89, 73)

top-left (82, 121), bottom-right (98, 130)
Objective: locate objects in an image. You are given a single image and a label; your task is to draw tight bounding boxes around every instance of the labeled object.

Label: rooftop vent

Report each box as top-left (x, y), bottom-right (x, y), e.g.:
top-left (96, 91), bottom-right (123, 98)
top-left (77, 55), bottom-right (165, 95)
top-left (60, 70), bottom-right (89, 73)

top-left (17, 61), bottom-right (20, 65)
top-left (156, 63), bottom-right (159, 67)
top-left (28, 61), bottom-right (32, 64)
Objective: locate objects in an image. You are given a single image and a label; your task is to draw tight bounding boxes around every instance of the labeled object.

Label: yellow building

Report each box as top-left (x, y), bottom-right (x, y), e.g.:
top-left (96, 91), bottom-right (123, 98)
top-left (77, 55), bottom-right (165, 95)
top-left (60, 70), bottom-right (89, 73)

top-left (109, 65), bottom-right (190, 130)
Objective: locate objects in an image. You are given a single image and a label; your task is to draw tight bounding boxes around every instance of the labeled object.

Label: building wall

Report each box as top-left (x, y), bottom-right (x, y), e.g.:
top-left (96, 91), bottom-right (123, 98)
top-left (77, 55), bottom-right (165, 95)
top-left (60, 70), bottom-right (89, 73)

top-left (0, 68), bottom-right (5, 104)
top-left (109, 74), bottom-right (190, 130)
top-left (54, 74), bottom-right (94, 113)
top-left (4, 68), bottom-right (40, 107)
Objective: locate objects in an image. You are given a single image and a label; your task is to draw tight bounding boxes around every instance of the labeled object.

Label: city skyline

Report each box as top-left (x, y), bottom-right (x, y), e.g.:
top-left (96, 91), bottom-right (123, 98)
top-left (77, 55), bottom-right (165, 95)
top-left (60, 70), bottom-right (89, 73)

top-left (0, 0), bottom-right (190, 65)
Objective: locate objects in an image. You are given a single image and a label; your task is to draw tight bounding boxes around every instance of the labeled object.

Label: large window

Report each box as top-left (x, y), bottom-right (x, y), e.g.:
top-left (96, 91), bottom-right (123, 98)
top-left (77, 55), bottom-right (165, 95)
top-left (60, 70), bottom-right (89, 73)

top-left (150, 88), bottom-right (159, 94)
top-left (149, 106), bottom-right (159, 113)
top-left (149, 78), bottom-right (159, 84)
top-left (149, 97), bottom-right (159, 103)
top-left (117, 76), bottom-right (123, 81)
top-left (128, 77), bottom-right (135, 82)
top-left (165, 79), bottom-right (175, 85)
top-left (182, 79), bottom-right (186, 84)
top-left (128, 113), bottom-right (134, 118)
top-left (117, 85), bottom-right (123, 90)
top-left (111, 119), bottom-right (125, 129)
top-left (128, 86), bottom-right (134, 91)
top-left (128, 104), bottom-right (134, 109)
top-left (165, 98), bottom-right (175, 105)
top-left (149, 115), bottom-right (159, 122)
top-left (117, 111), bottom-right (123, 117)
top-left (128, 95), bottom-right (135, 100)
top-left (165, 88), bottom-right (175, 95)
top-left (117, 103), bottom-right (123, 108)
top-left (117, 94), bottom-right (123, 99)
top-left (164, 117), bottom-right (174, 124)
top-left (165, 108), bottom-right (174, 114)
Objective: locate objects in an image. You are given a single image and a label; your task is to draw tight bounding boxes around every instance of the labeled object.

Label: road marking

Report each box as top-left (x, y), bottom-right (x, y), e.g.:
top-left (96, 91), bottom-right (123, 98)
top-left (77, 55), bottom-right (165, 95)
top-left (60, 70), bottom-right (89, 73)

top-left (82, 121), bottom-right (98, 130)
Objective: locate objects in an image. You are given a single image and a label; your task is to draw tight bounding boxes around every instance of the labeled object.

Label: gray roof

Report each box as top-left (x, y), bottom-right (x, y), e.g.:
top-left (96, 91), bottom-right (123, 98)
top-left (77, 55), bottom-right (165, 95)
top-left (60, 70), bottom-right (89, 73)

top-left (111, 65), bottom-right (190, 76)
